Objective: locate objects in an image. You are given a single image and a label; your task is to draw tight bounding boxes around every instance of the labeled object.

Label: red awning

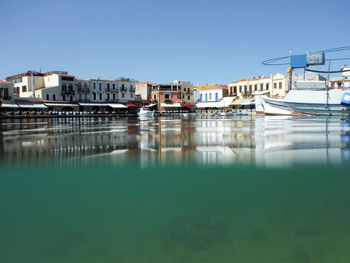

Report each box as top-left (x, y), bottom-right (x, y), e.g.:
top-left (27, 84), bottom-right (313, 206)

top-left (126, 104), bottom-right (141, 108)
top-left (182, 104), bottom-right (196, 108)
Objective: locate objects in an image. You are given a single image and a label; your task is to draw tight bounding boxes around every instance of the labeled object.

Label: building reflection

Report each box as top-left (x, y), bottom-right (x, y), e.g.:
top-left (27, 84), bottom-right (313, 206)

top-left (0, 116), bottom-right (349, 166)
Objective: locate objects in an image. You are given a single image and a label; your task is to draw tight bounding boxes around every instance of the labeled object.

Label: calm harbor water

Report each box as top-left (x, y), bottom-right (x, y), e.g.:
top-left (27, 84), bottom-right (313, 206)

top-left (1, 115), bottom-right (350, 166)
top-left (1, 116), bottom-right (350, 262)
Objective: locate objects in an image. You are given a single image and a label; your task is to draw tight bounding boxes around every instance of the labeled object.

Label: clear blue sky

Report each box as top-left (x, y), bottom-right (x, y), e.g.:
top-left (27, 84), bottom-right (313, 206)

top-left (1, 0), bottom-right (349, 85)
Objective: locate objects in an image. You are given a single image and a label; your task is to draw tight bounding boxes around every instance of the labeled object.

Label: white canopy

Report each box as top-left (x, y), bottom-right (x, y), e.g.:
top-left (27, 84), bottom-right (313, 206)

top-left (108, 103), bottom-right (127, 108)
top-left (1, 102), bottom-right (19, 108)
top-left (44, 103), bottom-right (79, 107)
top-left (196, 97), bottom-right (235, 108)
top-left (17, 103), bottom-right (47, 109)
top-left (230, 98), bottom-right (254, 106)
top-left (79, 103), bottom-right (109, 107)
top-left (160, 103), bottom-right (181, 108)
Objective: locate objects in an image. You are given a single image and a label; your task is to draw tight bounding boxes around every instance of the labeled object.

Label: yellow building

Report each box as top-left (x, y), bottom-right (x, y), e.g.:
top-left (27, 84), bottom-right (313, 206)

top-left (228, 74), bottom-right (290, 99)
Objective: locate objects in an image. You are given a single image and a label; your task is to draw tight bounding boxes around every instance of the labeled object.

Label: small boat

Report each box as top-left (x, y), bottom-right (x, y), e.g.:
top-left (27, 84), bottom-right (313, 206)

top-left (138, 107), bottom-right (154, 117)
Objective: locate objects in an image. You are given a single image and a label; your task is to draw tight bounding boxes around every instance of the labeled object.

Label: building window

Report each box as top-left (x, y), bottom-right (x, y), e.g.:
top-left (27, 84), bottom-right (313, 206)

top-left (279, 82), bottom-right (282, 89)
top-left (99, 83), bottom-right (102, 91)
top-left (70, 95), bottom-right (73, 101)
top-left (184, 88), bottom-right (187, 92)
top-left (266, 83), bottom-right (269, 90)
top-left (239, 86), bottom-right (242, 93)
top-left (53, 94), bottom-right (56, 101)
top-left (122, 93), bottom-right (125, 98)
top-left (93, 93), bottom-right (96, 100)
top-left (200, 94), bottom-right (203, 102)
top-left (209, 93), bottom-right (212, 100)
top-left (205, 93), bottom-right (208, 101)
top-left (260, 84), bottom-right (263, 91)
top-left (215, 93), bottom-right (218, 101)
top-left (93, 82), bottom-right (96, 89)
top-left (22, 86), bottom-right (27, 92)
top-left (165, 94), bottom-right (170, 100)
top-left (107, 93), bottom-right (110, 100)
top-left (244, 85), bottom-right (247, 94)
top-left (255, 84), bottom-right (258, 91)
top-left (46, 94), bottom-right (49, 100)
top-left (131, 93), bottom-right (133, 98)
top-left (99, 93), bottom-right (102, 100)
top-left (154, 94), bottom-right (157, 100)
top-left (107, 83), bottom-right (110, 89)
top-left (113, 93), bottom-right (116, 101)
top-left (182, 94), bottom-right (184, 99)
top-left (62, 95), bottom-right (66, 101)
top-left (112, 83), bottom-right (115, 89)
top-left (188, 95), bottom-right (190, 100)
top-left (249, 85), bottom-right (252, 94)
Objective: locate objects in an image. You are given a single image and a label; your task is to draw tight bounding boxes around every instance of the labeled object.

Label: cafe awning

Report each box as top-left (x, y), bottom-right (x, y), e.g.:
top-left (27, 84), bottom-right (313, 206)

top-left (17, 103), bottom-right (47, 109)
top-left (196, 97), bottom-right (235, 108)
top-left (44, 103), bottom-right (79, 108)
top-left (160, 103), bottom-right (181, 108)
top-left (1, 102), bottom-right (19, 108)
top-left (126, 104), bottom-right (141, 108)
top-left (79, 103), bottom-right (109, 107)
top-left (108, 103), bottom-right (127, 108)
top-left (230, 98), bottom-right (254, 106)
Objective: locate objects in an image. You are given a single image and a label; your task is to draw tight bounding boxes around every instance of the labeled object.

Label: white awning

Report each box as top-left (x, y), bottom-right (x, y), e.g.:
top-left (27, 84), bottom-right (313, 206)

top-left (196, 97), bottom-right (236, 108)
top-left (17, 103), bottom-right (47, 109)
top-left (146, 103), bottom-right (157, 108)
top-left (230, 99), bottom-right (254, 106)
top-left (79, 103), bottom-right (109, 107)
top-left (1, 102), bottom-right (19, 108)
top-left (107, 103), bottom-right (127, 108)
top-left (44, 103), bottom-right (79, 107)
top-left (160, 103), bottom-right (181, 108)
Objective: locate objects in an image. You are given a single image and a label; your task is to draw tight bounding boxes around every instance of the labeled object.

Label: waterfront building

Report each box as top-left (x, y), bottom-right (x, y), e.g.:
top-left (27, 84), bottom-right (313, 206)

top-left (6, 71), bottom-right (45, 98)
top-left (90, 79), bottom-right (120, 103)
top-left (35, 71), bottom-right (87, 102)
top-left (5, 70), bottom-right (137, 105)
top-left (229, 74), bottom-right (290, 99)
top-left (329, 65), bottom-right (350, 88)
top-left (0, 80), bottom-right (14, 101)
top-left (135, 81), bottom-right (156, 103)
top-left (151, 80), bottom-right (194, 111)
top-left (179, 81), bottom-right (194, 104)
top-left (194, 84), bottom-right (228, 103)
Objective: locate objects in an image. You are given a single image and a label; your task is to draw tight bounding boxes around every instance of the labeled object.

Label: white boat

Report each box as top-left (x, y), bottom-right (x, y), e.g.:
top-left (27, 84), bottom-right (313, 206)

top-left (138, 107), bottom-right (154, 117)
top-left (255, 88), bottom-right (350, 116)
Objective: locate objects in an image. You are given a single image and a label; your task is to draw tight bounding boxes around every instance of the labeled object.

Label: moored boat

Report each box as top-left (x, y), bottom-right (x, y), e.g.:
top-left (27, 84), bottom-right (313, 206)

top-left (255, 88), bottom-right (350, 116)
top-left (138, 107), bottom-right (154, 117)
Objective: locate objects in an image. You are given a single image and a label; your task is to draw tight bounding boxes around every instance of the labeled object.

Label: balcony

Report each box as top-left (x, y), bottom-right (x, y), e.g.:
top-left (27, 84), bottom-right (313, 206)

top-left (77, 87), bottom-right (90, 93)
top-left (61, 89), bottom-right (75, 95)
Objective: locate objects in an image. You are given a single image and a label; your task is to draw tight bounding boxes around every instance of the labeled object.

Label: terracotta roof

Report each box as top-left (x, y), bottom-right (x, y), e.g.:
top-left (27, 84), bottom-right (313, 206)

top-left (195, 84), bottom-right (227, 90)
top-left (75, 77), bottom-right (88, 81)
top-left (6, 71), bottom-right (44, 80)
top-left (0, 80), bottom-right (12, 84)
top-left (136, 81), bottom-right (157, 86)
top-left (229, 76), bottom-right (272, 84)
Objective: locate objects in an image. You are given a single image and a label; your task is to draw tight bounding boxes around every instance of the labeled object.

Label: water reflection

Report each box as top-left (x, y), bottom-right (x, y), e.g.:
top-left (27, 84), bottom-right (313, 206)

top-left (0, 116), bottom-right (349, 166)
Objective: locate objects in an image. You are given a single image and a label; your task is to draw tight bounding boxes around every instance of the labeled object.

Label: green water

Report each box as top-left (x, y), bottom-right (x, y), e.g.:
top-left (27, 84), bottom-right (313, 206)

top-left (1, 165), bottom-right (350, 263)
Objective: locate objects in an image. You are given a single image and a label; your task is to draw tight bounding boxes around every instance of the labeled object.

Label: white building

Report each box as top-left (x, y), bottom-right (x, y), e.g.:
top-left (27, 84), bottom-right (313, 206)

top-left (194, 84), bottom-right (228, 103)
top-left (135, 81), bottom-right (156, 103)
top-left (0, 80), bottom-right (14, 101)
top-left (6, 70), bottom-right (137, 104)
